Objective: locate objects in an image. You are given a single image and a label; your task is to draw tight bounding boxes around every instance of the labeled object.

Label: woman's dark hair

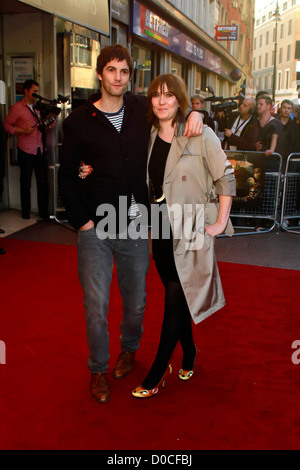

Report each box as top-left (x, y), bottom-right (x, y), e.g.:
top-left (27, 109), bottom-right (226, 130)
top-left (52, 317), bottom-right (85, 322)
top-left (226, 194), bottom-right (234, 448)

top-left (147, 74), bottom-right (189, 127)
top-left (96, 44), bottom-right (133, 78)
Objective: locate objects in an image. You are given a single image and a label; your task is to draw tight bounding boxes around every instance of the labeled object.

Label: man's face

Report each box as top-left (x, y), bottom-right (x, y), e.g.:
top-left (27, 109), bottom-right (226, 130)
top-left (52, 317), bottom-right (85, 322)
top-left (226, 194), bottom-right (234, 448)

top-left (191, 99), bottom-right (204, 110)
top-left (239, 99), bottom-right (253, 117)
top-left (280, 103), bottom-right (293, 118)
top-left (25, 85), bottom-right (39, 105)
top-left (97, 59), bottom-right (130, 98)
top-left (257, 98), bottom-right (270, 116)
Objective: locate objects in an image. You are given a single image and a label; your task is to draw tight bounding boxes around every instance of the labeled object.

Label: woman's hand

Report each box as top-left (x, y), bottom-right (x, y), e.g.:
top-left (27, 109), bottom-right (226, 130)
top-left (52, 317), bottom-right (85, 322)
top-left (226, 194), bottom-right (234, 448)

top-left (79, 162), bottom-right (93, 179)
top-left (205, 195), bottom-right (233, 237)
top-left (205, 222), bottom-right (227, 237)
top-left (183, 111), bottom-right (203, 138)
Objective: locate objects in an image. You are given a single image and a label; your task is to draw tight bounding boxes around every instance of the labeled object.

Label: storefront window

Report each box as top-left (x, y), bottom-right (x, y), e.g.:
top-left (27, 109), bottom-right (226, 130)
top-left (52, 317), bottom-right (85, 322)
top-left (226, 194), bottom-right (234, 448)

top-left (171, 59), bottom-right (183, 77)
top-left (71, 34), bottom-right (92, 67)
top-left (195, 69), bottom-right (201, 94)
top-left (132, 44), bottom-right (151, 95)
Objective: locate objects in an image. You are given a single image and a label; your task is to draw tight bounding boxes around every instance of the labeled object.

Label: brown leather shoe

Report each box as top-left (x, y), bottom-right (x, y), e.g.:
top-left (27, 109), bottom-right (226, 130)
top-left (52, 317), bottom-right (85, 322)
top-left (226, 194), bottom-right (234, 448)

top-left (91, 372), bottom-right (110, 404)
top-left (113, 351), bottom-right (136, 379)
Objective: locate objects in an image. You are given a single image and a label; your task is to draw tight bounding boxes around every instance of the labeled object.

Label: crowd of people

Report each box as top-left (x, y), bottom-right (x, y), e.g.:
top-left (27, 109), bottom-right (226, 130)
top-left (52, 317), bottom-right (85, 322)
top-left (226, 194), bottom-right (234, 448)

top-left (191, 90), bottom-right (300, 171)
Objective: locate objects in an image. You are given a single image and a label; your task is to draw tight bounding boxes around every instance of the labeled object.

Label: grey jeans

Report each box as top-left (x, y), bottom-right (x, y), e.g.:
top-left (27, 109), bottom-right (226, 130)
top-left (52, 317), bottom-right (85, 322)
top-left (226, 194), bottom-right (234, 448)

top-left (78, 226), bottom-right (149, 373)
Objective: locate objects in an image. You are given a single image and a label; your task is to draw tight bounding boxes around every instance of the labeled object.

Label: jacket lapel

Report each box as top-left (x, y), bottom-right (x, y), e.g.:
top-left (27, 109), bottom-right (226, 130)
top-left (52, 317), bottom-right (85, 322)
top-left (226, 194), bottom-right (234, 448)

top-left (147, 125), bottom-right (189, 183)
top-left (164, 126), bottom-right (188, 181)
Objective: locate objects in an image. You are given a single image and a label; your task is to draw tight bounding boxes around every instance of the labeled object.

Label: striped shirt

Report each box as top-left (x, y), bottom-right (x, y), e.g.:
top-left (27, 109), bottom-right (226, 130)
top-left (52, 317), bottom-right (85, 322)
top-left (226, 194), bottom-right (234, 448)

top-left (104, 105), bottom-right (140, 219)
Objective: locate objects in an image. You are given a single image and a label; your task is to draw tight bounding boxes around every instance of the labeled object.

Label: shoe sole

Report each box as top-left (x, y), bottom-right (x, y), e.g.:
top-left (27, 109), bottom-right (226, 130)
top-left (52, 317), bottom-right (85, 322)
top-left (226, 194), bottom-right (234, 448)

top-left (91, 393), bottom-right (110, 404)
top-left (112, 369), bottom-right (132, 379)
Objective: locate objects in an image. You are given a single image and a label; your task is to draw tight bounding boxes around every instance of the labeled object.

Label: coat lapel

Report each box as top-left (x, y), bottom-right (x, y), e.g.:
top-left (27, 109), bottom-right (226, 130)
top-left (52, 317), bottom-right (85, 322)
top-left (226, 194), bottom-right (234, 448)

top-left (164, 126), bottom-right (188, 181)
top-left (147, 124), bottom-right (189, 183)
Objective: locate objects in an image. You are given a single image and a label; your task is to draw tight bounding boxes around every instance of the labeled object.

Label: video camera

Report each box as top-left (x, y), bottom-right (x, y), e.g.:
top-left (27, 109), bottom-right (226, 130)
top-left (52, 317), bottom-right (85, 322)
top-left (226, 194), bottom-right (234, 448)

top-left (32, 93), bottom-right (69, 123)
top-left (204, 86), bottom-right (244, 126)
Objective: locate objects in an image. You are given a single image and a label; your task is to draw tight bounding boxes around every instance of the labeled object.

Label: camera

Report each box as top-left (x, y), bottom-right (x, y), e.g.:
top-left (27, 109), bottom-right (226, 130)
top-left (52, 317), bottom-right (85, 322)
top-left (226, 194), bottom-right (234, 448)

top-left (211, 100), bottom-right (238, 115)
top-left (204, 86), bottom-right (244, 127)
top-left (32, 93), bottom-right (69, 123)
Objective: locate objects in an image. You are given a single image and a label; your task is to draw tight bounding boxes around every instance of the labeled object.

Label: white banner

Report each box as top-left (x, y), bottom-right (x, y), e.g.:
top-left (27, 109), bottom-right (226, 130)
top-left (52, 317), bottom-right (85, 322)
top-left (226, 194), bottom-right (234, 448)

top-left (17, 0), bottom-right (109, 34)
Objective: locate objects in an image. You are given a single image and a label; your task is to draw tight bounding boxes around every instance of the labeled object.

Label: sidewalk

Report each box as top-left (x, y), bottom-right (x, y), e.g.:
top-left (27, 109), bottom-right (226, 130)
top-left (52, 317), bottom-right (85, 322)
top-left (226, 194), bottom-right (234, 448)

top-left (1, 209), bottom-right (299, 270)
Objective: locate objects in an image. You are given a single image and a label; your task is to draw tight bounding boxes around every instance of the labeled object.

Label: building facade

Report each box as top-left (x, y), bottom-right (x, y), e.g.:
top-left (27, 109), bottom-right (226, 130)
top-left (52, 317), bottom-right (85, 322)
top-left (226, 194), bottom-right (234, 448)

top-left (253, 0), bottom-right (300, 107)
top-left (0, 0), bottom-right (255, 214)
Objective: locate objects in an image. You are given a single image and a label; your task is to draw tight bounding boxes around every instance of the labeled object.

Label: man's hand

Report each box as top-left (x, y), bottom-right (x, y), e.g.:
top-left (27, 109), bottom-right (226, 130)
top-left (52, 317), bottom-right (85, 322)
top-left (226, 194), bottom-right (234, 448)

top-left (183, 111), bottom-right (203, 138)
top-left (224, 128), bottom-right (232, 138)
top-left (255, 141), bottom-right (263, 151)
top-left (18, 127), bottom-right (34, 135)
top-left (79, 220), bottom-right (95, 231)
top-left (265, 149), bottom-right (273, 156)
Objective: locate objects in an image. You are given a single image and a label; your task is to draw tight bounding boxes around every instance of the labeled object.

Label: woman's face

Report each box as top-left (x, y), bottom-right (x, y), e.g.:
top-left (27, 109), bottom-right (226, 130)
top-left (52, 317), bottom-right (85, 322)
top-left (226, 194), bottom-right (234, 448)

top-left (151, 83), bottom-right (179, 125)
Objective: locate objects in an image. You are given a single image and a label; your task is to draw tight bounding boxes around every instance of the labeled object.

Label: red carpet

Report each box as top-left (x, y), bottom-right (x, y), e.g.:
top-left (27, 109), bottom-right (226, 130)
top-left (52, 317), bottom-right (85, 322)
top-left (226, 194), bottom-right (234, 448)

top-left (0, 237), bottom-right (299, 450)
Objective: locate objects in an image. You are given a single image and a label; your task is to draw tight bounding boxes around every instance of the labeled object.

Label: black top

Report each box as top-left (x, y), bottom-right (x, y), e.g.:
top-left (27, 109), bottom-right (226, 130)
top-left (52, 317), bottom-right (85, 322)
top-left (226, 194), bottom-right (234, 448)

top-left (59, 93), bottom-right (151, 230)
top-left (149, 135), bottom-right (178, 281)
top-left (148, 135), bottom-right (171, 201)
top-left (258, 117), bottom-right (282, 151)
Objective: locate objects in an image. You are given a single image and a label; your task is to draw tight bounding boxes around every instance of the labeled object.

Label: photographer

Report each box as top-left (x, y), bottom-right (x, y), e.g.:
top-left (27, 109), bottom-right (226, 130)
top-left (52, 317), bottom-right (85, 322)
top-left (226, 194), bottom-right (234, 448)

top-left (190, 95), bottom-right (215, 131)
top-left (223, 97), bottom-right (259, 151)
top-left (4, 79), bottom-right (55, 220)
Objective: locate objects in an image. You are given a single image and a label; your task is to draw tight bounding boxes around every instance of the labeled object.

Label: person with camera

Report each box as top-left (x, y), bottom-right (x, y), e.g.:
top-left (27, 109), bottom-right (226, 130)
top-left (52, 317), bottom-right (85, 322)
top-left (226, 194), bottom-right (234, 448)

top-left (190, 94), bottom-right (215, 131)
top-left (4, 79), bottom-right (55, 220)
top-left (223, 97), bottom-right (259, 151)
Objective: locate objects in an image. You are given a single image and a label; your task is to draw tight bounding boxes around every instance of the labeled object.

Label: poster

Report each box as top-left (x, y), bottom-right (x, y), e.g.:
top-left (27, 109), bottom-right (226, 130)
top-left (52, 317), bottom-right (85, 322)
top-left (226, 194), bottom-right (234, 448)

top-left (12, 58), bottom-right (34, 102)
top-left (226, 151), bottom-right (266, 209)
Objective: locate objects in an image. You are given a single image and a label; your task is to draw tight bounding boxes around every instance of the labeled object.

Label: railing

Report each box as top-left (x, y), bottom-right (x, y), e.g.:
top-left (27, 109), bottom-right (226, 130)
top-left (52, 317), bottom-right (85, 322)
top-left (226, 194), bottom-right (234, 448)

top-left (49, 147), bottom-right (300, 236)
top-left (280, 153), bottom-right (300, 235)
top-left (223, 151), bottom-right (283, 236)
top-left (48, 143), bottom-right (73, 228)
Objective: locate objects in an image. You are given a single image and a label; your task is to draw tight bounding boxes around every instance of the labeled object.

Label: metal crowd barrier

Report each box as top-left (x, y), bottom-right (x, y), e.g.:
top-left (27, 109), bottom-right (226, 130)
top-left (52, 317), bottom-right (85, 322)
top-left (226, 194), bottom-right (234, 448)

top-left (48, 143), bottom-right (75, 229)
top-left (223, 151), bottom-right (282, 236)
top-left (279, 153), bottom-right (300, 235)
top-left (48, 147), bottom-right (300, 237)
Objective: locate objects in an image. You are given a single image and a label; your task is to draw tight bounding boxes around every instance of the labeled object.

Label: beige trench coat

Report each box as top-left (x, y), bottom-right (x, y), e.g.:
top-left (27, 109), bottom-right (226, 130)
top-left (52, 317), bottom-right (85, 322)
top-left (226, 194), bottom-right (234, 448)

top-left (147, 124), bottom-right (236, 324)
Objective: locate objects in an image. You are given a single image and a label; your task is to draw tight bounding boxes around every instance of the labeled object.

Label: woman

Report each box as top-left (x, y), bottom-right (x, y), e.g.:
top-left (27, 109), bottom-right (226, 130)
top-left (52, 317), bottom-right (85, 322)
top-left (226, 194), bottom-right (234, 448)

top-left (132, 74), bottom-right (236, 398)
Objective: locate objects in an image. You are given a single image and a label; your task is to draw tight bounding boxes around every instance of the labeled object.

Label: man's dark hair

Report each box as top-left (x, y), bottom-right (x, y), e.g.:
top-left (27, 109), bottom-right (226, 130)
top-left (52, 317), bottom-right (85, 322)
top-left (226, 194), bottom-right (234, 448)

top-left (22, 79), bottom-right (39, 94)
top-left (255, 90), bottom-right (269, 101)
top-left (96, 44), bottom-right (134, 78)
top-left (281, 99), bottom-right (293, 107)
top-left (258, 95), bottom-right (273, 107)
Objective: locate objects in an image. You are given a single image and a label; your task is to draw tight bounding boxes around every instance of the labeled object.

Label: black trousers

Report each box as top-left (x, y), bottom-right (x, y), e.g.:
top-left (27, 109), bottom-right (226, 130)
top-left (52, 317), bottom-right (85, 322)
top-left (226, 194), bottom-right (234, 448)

top-left (17, 148), bottom-right (49, 218)
top-left (142, 236), bottom-right (195, 389)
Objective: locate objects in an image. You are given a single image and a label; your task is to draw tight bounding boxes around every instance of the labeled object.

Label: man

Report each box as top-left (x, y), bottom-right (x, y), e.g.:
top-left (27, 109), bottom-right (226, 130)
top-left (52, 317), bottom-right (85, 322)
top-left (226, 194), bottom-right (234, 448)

top-left (191, 94), bottom-right (215, 131)
top-left (59, 44), bottom-right (202, 404)
top-left (276, 99), bottom-right (294, 166)
top-left (255, 95), bottom-right (282, 159)
top-left (4, 80), bottom-right (53, 220)
top-left (223, 97), bottom-right (259, 151)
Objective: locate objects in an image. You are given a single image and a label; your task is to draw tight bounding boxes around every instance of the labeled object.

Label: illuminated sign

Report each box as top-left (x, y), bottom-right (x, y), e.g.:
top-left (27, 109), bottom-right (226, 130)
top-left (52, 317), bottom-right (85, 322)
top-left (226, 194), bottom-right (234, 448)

top-left (132, 1), bottom-right (222, 75)
top-left (215, 25), bottom-right (238, 41)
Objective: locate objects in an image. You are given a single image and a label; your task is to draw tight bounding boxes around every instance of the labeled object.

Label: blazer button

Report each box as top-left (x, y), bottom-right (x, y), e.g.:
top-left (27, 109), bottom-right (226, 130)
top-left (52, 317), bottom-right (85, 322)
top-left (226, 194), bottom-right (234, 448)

top-left (182, 175), bottom-right (187, 181)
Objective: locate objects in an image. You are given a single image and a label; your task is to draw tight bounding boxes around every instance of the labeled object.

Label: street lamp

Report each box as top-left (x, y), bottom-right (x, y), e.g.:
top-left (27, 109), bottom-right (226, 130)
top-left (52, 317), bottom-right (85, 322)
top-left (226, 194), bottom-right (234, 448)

top-left (272, 1), bottom-right (281, 103)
